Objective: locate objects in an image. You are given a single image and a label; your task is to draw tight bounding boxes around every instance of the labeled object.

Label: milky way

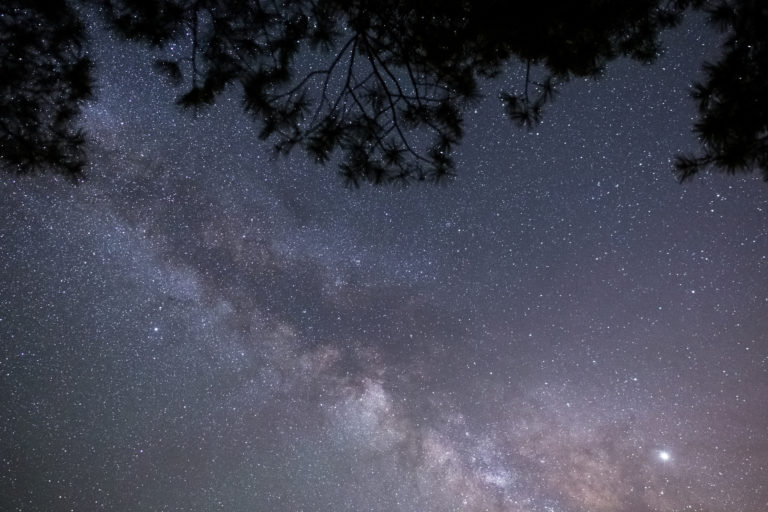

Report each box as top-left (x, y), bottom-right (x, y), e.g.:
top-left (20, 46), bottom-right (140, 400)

top-left (2, 13), bottom-right (767, 512)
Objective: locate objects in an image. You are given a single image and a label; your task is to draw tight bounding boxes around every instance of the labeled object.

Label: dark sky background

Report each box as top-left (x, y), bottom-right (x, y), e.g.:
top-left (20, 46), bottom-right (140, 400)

top-left (2, 12), bottom-right (768, 512)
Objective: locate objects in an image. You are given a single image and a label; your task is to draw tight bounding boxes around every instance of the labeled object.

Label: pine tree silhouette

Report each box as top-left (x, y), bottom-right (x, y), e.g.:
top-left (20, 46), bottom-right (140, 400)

top-left (675, 0), bottom-right (768, 181)
top-left (0, 0), bottom-right (93, 179)
top-left (2, 0), bottom-right (765, 185)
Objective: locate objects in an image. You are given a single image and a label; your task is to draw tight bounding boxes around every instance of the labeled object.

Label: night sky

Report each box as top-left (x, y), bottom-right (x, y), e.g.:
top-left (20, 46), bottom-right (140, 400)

top-left (2, 12), bottom-right (768, 512)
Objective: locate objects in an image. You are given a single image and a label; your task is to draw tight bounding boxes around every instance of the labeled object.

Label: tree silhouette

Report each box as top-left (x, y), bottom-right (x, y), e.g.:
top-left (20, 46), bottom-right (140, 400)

top-left (0, 0), bottom-right (93, 179)
top-left (1, 0), bottom-right (765, 185)
top-left (96, 0), bottom-right (687, 185)
top-left (674, 0), bottom-right (768, 182)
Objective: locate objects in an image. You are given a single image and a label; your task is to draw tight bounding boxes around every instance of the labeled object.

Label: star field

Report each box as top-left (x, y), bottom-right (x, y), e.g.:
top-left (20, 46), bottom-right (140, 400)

top-left (2, 14), bottom-right (767, 512)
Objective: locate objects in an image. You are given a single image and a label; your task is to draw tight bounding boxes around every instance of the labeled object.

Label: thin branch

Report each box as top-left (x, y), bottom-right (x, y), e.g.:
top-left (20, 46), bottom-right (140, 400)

top-left (273, 34), bottom-right (357, 100)
top-left (523, 59), bottom-right (531, 104)
top-left (191, 4), bottom-right (199, 88)
top-left (362, 39), bottom-right (432, 165)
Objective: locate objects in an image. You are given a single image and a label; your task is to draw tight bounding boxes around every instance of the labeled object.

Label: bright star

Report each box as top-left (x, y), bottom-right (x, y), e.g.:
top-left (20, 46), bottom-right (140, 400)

top-left (658, 450), bottom-right (671, 461)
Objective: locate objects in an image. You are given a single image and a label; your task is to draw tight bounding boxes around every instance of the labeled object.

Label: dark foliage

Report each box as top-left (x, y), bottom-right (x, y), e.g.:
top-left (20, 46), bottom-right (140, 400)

top-left (1, 0), bottom-right (766, 185)
top-left (0, 0), bottom-right (94, 179)
top-left (675, 0), bottom-right (768, 182)
top-left (94, 0), bottom-right (689, 185)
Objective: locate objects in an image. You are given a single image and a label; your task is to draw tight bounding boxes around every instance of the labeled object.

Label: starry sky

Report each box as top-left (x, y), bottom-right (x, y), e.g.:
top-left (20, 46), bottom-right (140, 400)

top-left (2, 11), bottom-right (768, 512)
